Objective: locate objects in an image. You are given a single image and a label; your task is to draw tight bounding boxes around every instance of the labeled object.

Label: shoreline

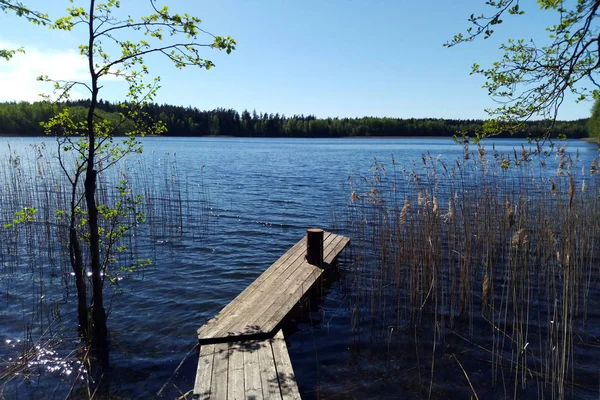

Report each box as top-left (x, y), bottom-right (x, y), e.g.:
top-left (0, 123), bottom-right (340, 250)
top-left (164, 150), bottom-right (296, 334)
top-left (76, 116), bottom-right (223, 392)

top-left (0, 134), bottom-right (596, 141)
top-left (340, 135), bottom-right (453, 139)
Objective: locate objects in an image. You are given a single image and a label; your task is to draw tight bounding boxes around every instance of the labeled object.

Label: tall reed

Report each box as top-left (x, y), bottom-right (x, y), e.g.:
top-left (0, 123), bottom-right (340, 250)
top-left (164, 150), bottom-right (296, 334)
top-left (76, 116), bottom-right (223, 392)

top-left (0, 141), bottom-right (210, 397)
top-left (344, 144), bottom-right (600, 399)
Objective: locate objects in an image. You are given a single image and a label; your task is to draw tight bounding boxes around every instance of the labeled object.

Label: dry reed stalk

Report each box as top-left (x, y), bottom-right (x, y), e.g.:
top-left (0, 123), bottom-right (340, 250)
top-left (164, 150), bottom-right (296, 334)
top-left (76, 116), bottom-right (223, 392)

top-left (344, 145), bottom-right (600, 398)
top-left (0, 145), bottom-right (210, 396)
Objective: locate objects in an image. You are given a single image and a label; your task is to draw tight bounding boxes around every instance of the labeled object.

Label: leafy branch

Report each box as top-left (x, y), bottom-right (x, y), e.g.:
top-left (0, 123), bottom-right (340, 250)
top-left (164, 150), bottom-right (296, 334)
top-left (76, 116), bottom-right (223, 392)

top-left (447, 0), bottom-right (600, 137)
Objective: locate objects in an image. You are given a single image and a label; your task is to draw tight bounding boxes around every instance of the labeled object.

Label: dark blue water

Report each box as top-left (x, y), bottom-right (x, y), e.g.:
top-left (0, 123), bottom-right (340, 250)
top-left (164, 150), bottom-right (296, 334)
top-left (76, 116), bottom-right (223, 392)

top-left (0, 137), bottom-right (597, 399)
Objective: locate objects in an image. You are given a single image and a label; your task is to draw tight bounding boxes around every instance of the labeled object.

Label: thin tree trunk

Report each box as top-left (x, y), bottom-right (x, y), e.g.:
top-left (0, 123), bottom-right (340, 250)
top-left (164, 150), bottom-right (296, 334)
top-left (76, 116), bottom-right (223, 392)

top-left (85, 0), bottom-right (108, 352)
top-left (86, 169), bottom-right (107, 349)
top-left (68, 172), bottom-right (89, 339)
top-left (69, 225), bottom-right (88, 336)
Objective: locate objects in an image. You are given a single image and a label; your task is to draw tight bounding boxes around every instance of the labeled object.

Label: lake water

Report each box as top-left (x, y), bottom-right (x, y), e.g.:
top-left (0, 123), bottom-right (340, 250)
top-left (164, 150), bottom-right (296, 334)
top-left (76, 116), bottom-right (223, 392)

top-left (0, 137), bottom-right (598, 399)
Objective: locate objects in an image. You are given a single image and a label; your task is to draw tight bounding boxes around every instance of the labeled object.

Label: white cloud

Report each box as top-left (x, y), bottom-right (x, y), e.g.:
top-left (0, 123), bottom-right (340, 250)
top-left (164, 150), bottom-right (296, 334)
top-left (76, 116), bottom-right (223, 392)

top-left (0, 43), bottom-right (90, 102)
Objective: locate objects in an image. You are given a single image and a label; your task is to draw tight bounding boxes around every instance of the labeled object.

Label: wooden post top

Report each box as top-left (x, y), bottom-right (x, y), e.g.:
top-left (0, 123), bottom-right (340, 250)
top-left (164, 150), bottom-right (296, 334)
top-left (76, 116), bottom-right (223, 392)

top-left (306, 228), bottom-right (324, 267)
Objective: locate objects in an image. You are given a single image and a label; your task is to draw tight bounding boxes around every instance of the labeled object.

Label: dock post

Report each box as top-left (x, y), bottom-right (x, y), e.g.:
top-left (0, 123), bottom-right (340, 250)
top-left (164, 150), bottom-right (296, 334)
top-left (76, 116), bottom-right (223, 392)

top-left (306, 228), bottom-right (324, 267)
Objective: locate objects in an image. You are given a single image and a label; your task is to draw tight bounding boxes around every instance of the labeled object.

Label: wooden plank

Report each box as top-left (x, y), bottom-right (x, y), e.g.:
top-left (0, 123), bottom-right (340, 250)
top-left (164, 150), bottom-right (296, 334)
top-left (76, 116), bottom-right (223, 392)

top-left (254, 264), bottom-right (322, 332)
top-left (207, 236), bottom-right (306, 310)
top-left (257, 338), bottom-right (281, 399)
top-left (200, 253), bottom-right (306, 341)
top-left (194, 344), bottom-right (215, 400)
top-left (224, 233), bottom-right (333, 313)
top-left (198, 236), bottom-right (315, 341)
top-left (198, 232), bottom-right (350, 342)
top-left (243, 341), bottom-right (263, 400)
top-left (271, 331), bottom-right (301, 400)
top-left (223, 255), bottom-right (325, 338)
top-left (200, 233), bottom-right (336, 341)
top-left (209, 233), bottom-right (336, 337)
top-left (252, 262), bottom-right (322, 330)
top-left (322, 234), bottom-right (344, 263)
top-left (256, 235), bottom-right (347, 332)
top-left (217, 256), bottom-right (323, 338)
top-left (210, 342), bottom-right (230, 400)
top-left (227, 342), bottom-right (245, 400)
top-left (324, 236), bottom-right (349, 264)
top-left (197, 239), bottom-right (306, 337)
top-left (324, 236), bottom-right (350, 264)
top-left (211, 233), bottom-right (344, 341)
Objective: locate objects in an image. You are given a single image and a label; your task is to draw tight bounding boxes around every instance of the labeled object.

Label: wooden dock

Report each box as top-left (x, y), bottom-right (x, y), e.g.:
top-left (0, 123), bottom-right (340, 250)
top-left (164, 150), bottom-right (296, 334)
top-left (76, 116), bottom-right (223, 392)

top-left (193, 229), bottom-right (350, 399)
top-left (194, 330), bottom-right (300, 400)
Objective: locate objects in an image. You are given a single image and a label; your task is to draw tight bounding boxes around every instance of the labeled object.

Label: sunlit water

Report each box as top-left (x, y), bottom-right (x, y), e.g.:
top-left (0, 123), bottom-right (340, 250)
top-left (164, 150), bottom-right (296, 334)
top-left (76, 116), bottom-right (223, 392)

top-left (0, 137), bottom-right (597, 399)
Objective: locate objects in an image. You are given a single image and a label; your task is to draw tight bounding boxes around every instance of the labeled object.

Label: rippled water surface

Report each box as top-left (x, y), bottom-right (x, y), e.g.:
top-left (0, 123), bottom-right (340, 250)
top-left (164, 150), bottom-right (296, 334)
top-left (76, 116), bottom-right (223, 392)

top-left (0, 137), bottom-right (597, 399)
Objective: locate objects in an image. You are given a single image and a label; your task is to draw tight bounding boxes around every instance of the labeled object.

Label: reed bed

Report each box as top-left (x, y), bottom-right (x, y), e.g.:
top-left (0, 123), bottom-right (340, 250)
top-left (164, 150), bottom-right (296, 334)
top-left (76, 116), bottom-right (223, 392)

top-left (0, 141), bottom-right (210, 396)
top-left (343, 144), bottom-right (600, 399)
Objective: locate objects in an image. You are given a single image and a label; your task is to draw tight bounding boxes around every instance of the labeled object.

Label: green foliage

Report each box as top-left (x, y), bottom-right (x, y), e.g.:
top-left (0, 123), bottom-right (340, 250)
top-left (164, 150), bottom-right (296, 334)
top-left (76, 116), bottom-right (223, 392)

top-left (0, 101), bottom-right (138, 136)
top-left (0, 0), bottom-right (49, 24)
top-left (46, 0), bottom-right (235, 89)
top-left (38, 0), bottom-right (235, 265)
top-left (447, 0), bottom-right (600, 137)
top-left (51, 0), bottom-right (233, 345)
top-left (0, 100), bottom-right (589, 139)
top-left (0, 47), bottom-right (24, 61)
top-left (96, 178), bottom-right (147, 275)
top-left (588, 97), bottom-right (600, 139)
top-left (4, 206), bottom-right (37, 228)
top-left (3, 0), bottom-right (235, 344)
top-left (0, 1), bottom-right (50, 60)
top-left (108, 258), bottom-right (151, 284)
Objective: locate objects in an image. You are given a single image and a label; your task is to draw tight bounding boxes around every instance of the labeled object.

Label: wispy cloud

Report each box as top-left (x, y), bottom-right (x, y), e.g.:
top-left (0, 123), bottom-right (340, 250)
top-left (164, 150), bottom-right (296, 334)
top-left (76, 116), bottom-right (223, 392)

top-left (0, 42), bottom-right (90, 102)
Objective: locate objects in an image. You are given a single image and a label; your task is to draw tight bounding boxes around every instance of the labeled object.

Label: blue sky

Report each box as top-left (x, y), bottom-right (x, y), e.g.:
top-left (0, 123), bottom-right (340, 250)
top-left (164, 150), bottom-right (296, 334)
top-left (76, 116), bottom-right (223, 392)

top-left (0, 0), bottom-right (593, 120)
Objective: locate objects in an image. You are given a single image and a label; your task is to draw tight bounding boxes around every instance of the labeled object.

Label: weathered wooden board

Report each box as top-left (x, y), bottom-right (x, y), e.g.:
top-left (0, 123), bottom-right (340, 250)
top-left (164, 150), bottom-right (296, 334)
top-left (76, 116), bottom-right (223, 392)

top-left (197, 231), bottom-right (350, 343)
top-left (192, 330), bottom-right (300, 400)
top-left (196, 236), bottom-right (314, 341)
top-left (242, 341), bottom-right (262, 400)
top-left (324, 235), bottom-right (351, 265)
top-left (194, 344), bottom-right (215, 400)
top-left (271, 331), bottom-right (301, 400)
top-left (210, 342), bottom-right (230, 400)
top-left (227, 342), bottom-right (245, 400)
top-left (257, 338), bottom-right (281, 399)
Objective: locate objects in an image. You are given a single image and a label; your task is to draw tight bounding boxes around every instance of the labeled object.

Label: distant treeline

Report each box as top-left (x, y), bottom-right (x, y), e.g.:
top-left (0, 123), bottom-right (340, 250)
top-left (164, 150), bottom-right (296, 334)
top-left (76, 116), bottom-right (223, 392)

top-left (0, 100), bottom-right (591, 138)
